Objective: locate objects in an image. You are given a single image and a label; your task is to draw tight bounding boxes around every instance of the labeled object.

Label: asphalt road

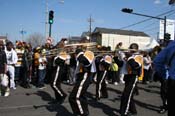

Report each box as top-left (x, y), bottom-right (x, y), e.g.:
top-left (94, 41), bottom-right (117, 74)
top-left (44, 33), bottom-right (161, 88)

top-left (0, 81), bottom-right (167, 116)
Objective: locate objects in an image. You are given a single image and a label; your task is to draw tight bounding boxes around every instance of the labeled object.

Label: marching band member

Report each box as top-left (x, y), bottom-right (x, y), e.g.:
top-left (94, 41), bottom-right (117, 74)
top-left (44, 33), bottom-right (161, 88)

top-left (120, 43), bottom-right (142, 116)
top-left (95, 55), bottom-right (112, 100)
top-left (69, 48), bottom-right (94, 116)
top-left (51, 51), bottom-right (68, 104)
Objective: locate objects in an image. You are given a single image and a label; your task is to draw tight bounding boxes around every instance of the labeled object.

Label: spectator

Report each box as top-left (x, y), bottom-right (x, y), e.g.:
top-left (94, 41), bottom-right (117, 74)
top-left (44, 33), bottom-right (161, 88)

top-left (37, 49), bottom-right (47, 89)
top-left (5, 41), bottom-right (18, 90)
top-left (0, 41), bottom-right (9, 96)
top-left (153, 41), bottom-right (175, 116)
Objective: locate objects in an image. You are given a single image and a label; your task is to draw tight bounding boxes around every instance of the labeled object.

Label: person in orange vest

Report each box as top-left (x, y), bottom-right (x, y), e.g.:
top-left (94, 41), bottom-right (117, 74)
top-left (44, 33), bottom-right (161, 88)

top-left (69, 48), bottom-right (95, 116)
top-left (120, 43), bottom-right (142, 116)
top-left (33, 46), bottom-right (41, 85)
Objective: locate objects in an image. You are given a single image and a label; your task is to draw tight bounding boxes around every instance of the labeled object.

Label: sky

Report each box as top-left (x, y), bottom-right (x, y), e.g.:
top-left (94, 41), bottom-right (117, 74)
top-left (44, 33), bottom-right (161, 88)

top-left (0, 0), bottom-right (175, 43)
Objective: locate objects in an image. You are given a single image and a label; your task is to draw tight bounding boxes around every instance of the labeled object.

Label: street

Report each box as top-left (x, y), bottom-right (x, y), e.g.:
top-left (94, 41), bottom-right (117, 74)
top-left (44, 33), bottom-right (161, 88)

top-left (0, 82), bottom-right (167, 116)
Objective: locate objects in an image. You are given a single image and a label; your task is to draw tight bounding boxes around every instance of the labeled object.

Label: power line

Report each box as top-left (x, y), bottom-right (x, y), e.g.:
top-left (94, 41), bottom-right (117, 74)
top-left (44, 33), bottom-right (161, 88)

top-left (136, 21), bottom-right (157, 30)
top-left (120, 9), bottom-right (175, 30)
top-left (133, 11), bottom-right (175, 33)
top-left (144, 26), bottom-right (159, 32)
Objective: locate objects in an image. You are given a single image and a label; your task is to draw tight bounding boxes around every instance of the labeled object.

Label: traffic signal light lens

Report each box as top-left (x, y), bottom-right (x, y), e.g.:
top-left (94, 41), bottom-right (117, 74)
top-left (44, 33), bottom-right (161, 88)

top-left (49, 20), bottom-right (53, 24)
top-left (49, 10), bottom-right (54, 24)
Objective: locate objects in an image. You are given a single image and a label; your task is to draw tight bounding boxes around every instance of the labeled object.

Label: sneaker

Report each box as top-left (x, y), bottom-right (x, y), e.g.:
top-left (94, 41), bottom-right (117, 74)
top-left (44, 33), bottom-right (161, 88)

top-left (120, 80), bottom-right (125, 84)
top-left (114, 82), bottom-right (118, 85)
top-left (10, 87), bottom-right (16, 90)
top-left (105, 80), bottom-right (109, 84)
top-left (159, 106), bottom-right (167, 114)
top-left (4, 91), bottom-right (10, 97)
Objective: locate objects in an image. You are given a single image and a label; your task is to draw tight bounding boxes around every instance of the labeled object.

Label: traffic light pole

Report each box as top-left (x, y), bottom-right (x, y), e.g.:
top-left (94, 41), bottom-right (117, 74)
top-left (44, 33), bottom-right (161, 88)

top-left (122, 8), bottom-right (167, 41)
top-left (49, 23), bottom-right (52, 37)
top-left (163, 16), bottom-right (167, 41)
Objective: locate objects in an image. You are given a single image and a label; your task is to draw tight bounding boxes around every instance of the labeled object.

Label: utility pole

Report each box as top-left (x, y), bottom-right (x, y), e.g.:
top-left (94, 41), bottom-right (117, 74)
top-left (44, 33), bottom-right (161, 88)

top-left (45, 0), bottom-right (49, 39)
top-left (87, 15), bottom-right (94, 42)
top-left (163, 16), bottom-right (167, 41)
top-left (20, 28), bottom-right (26, 41)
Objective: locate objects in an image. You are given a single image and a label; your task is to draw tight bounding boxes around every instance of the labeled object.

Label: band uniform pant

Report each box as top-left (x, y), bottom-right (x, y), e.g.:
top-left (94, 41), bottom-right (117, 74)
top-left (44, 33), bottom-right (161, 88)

top-left (51, 66), bottom-right (67, 101)
top-left (69, 72), bottom-right (91, 116)
top-left (120, 74), bottom-right (138, 116)
top-left (96, 70), bottom-right (108, 100)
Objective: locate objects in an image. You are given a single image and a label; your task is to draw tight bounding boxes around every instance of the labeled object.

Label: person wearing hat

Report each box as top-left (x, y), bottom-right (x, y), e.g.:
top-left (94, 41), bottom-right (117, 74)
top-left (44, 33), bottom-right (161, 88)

top-left (119, 43), bottom-right (142, 116)
top-left (33, 46), bottom-right (41, 84)
top-left (95, 54), bottom-right (112, 100)
top-left (69, 49), bottom-right (95, 116)
top-left (37, 48), bottom-right (47, 89)
top-left (15, 41), bottom-right (25, 84)
top-left (50, 51), bottom-right (68, 104)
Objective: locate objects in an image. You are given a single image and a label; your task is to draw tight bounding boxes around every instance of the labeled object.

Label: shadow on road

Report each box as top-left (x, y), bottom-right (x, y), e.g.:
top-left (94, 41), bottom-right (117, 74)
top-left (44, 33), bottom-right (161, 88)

top-left (86, 91), bottom-right (120, 116)
top-left (137, 85), bottom-right (160, 94)
top-left (135, 99), bottom-right (160, 113)
top-left (33, 90), bottom-right (73, 116)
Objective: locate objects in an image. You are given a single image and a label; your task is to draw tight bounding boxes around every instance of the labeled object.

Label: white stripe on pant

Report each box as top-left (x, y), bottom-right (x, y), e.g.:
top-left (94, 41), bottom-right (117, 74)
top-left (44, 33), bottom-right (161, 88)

top-left (52, 66), bottom-right (63, 96)
top-left (76, 73), bottom-right (88, 114)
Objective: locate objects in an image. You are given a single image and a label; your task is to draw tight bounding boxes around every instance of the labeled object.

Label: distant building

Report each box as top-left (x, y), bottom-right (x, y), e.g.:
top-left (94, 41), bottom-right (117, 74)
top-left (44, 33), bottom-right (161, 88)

top-left (0, 36), bottom-right (8, 45)
top-left (68, 36), bottom-right (89, 44)
top-left (81, 32), bottom-right (90, 40)
top-left (91, 27), bottom-right (159, 50)
top-left (68, 36), bottom-right (82, 44)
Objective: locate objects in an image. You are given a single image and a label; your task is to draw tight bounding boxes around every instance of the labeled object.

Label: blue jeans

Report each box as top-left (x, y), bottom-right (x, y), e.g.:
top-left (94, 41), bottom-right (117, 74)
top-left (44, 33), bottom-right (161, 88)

top-left (38, 69), bottom-right (46, 86)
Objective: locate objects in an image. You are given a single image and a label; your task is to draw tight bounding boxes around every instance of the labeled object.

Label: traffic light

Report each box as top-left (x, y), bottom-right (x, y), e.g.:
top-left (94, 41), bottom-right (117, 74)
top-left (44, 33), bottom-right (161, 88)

top-left (49, 10), bottom-right (54, 24)
top-left (164, 33), bottom-right (171, 41)
top-left (169, 0), bottom-right (175, 5)
top-left (121, 8), bottom-right (133, 13)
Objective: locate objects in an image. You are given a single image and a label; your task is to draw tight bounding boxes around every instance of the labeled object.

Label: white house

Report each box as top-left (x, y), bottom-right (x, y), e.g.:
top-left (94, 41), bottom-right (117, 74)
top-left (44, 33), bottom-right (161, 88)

top-left (91, 27), bottom-right (159, 50)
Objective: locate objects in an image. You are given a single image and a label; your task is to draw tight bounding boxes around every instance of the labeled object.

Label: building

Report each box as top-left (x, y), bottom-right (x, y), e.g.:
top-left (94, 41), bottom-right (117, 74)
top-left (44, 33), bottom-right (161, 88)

top-left (68, 36), bottom-right (89, 44)
top-left (91, 27), bottom-right (159, 50)
top-left (0, 36), bottom-right (8, 45)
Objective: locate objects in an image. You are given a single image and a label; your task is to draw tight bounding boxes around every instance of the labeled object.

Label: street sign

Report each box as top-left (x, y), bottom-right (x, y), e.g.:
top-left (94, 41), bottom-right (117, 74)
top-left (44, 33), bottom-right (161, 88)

top-left (159, 19), bottom-right (175, 40)
top-left (46, 37), bottom-right (53, 44)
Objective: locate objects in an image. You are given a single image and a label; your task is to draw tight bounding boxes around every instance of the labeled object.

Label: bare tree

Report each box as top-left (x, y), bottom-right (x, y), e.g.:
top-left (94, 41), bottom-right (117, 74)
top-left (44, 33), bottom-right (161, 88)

top-left (26, 32), bottom-right (45, 48)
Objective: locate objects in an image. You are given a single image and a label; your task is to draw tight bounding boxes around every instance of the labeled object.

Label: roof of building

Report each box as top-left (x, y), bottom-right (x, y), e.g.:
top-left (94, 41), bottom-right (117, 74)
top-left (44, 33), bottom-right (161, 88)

top-left (0, 36), bottom-right (7, 40)
top-left (93, 27), bottom-right (150, 37)
top-left (69, 36), bottom-right (82, 41)
top-left (81, 32), bottom-right (90, 37)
